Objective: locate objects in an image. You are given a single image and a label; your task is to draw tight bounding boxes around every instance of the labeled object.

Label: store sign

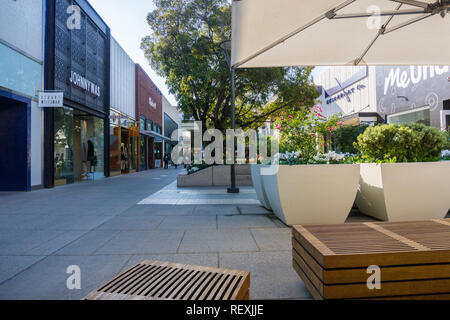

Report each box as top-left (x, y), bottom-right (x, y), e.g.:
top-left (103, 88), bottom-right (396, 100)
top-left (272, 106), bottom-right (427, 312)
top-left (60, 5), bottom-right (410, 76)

top-left (383, 66), bottom-right (449, 95)
top-left (326, 84), bottom-right (366, 105)
top-left (149, 97), bottom-right (157, 109)
top-left (69, 71), bottom-right (101, 97)
top-left (38, 91), bottom-right (64, 108)
top-left (324, 67), bottom-right (368, 98)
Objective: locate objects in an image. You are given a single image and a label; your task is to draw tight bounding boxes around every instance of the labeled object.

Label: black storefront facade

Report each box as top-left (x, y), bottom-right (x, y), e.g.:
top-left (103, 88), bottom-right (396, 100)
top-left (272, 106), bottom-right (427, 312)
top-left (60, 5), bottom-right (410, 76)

top-left (44, 0), bottom-right (110, 188)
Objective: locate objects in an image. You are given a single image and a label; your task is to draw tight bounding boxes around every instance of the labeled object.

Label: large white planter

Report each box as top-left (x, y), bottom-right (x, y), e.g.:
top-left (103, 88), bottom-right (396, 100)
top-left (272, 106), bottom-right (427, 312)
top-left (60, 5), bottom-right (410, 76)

top-left (261, 164), bottom-right (360, 226)
top-left (250, 164), bottom-right (271, 209)
top-left (356, 162), bottom-right (450, 222)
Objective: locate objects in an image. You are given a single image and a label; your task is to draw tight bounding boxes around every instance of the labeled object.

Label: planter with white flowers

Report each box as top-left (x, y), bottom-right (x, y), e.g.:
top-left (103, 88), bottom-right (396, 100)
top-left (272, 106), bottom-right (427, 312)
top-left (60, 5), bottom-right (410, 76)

top-left (261, 152), bottom-right (360, 226)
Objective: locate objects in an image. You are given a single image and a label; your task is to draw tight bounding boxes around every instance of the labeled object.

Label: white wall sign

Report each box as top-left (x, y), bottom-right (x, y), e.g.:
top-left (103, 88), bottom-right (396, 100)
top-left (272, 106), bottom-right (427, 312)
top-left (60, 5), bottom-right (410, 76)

top-left (149, 97), bottom-right (157, 109)
top-left (383, 66), bottom-right (450, 95)
top-left (38, 91), bottom-right (64, 108)
top-left (69, 71), bottom-right (101, 97)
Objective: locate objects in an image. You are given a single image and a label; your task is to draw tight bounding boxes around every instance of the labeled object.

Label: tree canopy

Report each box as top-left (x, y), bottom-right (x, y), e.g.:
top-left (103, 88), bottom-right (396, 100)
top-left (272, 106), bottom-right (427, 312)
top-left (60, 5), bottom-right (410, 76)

top-left (141, 0), bottom-right (319, 132)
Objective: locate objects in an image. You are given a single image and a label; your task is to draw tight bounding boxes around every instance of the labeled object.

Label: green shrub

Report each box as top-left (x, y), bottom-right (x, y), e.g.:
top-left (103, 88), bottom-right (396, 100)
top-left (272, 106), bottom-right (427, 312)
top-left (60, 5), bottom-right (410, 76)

top-left (354, 123), bottom-right (447, 163)
top-left (333, 125), bottom-right (369, 154)
top-left (445, 130), bottom-right (450, 150)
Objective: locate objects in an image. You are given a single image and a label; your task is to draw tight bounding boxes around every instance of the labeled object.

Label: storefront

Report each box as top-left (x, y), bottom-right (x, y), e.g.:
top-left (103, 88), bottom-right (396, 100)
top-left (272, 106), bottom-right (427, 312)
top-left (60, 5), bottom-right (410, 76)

top-left (0, 0), bottom-right (44, 191)
top-left (44, 0), bottom-right (110, 188)
top-left (109, 37), bottom-right (137, 175)
top-left (135, 64), bottom-right (166, 170)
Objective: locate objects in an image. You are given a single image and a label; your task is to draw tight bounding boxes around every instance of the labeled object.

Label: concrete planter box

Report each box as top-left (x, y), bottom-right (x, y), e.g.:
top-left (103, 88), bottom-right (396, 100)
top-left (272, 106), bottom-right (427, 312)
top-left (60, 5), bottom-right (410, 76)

top-left (177, 165), bottom-right (253, 187)
top-left (355, 162), bottom-right (450, 222)
top-left (261, 164), bottom-right (360, 226)
top-left (250, 164), bottom-right (271, 209)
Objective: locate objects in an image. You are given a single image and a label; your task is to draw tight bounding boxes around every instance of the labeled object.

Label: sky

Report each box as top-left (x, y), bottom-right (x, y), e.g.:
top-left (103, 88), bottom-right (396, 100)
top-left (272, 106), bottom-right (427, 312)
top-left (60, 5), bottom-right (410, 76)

top-left (88, 0), bottom-right (324, 106)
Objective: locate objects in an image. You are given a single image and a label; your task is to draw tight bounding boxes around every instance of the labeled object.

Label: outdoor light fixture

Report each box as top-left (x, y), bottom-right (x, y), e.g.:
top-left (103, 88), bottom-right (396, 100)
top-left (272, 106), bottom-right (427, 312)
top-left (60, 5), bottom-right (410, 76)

top-left (219, 40), bottom-right (240, 194)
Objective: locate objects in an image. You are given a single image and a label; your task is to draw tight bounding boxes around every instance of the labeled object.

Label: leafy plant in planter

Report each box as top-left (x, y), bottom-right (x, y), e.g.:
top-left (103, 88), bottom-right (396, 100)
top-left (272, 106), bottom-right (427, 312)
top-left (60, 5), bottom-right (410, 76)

top-left (333, 124), bottom-right (369, 154)
top-left (354, 123), bottom-right (447, 163)
top-left (354, 123), bottom-right (450, 222)
top-left (277, 106), bottom-right (343, 161)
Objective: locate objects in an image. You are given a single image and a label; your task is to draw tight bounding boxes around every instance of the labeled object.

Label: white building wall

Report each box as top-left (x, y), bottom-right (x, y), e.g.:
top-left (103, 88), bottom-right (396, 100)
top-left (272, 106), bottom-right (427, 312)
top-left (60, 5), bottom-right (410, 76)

top-left (314, 66), bottom-right (377, 118)
top-left (0, 0), bottom-right (44, 62)
top-left (30, 101), bottom-right (43, 187)
top-left (162, 95), bottom-right (181, 134)
top-left (110, 37), bottom-right (135, 118)
top-left (0, 0), bottom-right (44, 188)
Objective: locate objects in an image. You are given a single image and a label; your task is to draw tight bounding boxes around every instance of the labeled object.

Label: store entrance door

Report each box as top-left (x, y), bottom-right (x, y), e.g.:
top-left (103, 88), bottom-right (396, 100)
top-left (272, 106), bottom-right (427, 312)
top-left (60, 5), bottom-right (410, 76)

top-left (0, 95), bottom-right (29, 191)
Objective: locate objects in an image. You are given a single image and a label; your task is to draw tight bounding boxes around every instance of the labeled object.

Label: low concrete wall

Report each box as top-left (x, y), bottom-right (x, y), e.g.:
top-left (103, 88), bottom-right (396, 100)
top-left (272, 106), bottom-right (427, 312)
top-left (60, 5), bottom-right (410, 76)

top-left (177, 165), bottom-right (253, 187)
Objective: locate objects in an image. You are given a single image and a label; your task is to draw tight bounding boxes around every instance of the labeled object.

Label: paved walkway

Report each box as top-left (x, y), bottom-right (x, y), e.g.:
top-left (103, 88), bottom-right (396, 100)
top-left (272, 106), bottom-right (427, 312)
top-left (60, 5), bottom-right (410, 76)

top-left (1, 167), bottom-right (412, 300)
top-left (0, 168), bottom-right (311, 300)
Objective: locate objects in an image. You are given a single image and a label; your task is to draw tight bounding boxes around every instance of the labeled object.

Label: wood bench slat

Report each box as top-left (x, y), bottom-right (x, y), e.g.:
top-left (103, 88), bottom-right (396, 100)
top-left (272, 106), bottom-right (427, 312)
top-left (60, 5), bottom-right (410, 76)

top-left (85, 260), bottom-right (250, 301)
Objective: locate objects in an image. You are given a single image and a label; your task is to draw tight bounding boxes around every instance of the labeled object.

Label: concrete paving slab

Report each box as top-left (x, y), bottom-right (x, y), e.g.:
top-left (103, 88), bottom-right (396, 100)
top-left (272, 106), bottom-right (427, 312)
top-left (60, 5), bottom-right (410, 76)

top-left (218, 215), bottom-right (278, 229)
top-left (250, 228), bottom-right (292, 251)
top-left (53, 230), bottom-right (120, 256)
top-left (158, 216), bottom-right (217, 230)
top-left (219, 251), bottom-right (312, 300)
top-left (95, 230), bottom-right (184, 255)
top-left (0, 255), bottom-right (130, 300)
top-left (192, 205), bottom-right (240, 216)
top-left (0, 256), bottom-right (45, 284)
top-left (238, 205), bottom-right (272, 215)
top-left (0, 230), bottom-right (64, 255)
top-left (96, 216), bottom-right (164, 230)
top-left (179, 229), bottom-right (259, 253)
top-left (25, 231), bottom-right (88, 256)
top-left (121, 253), bottom-right (219, 271)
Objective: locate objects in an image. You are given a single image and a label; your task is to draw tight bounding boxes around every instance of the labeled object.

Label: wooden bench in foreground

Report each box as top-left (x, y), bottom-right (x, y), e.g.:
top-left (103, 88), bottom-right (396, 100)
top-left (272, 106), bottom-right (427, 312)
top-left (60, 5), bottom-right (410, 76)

top-left (292, 219), bottom-right (450, 300)
top-left (85, 260), bottom-right (250, 300)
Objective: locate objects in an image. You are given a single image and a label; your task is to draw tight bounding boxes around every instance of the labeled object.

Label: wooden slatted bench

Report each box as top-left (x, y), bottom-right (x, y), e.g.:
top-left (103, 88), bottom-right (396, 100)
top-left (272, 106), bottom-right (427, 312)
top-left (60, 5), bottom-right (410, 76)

top-left (84, 260), bottom-right (250, 300)
top-left (292, 219), bottom-right (450, 300)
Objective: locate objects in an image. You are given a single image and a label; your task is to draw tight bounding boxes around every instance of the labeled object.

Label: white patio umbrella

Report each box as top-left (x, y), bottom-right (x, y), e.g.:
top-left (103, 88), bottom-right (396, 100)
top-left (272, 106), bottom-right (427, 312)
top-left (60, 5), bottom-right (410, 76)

top-left (231, 0), bottom-right (450, 67)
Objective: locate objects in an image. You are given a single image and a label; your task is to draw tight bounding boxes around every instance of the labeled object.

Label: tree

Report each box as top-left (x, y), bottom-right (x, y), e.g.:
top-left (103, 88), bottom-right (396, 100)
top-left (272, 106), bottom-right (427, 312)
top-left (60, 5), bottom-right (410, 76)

top-left (141, 0), bottom-right (319, 132)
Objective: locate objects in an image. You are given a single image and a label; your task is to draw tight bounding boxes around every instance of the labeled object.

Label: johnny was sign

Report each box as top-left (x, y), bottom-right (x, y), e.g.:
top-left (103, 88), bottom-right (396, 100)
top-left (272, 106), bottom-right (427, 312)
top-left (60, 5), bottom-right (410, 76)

top-left (38, 91), bottom-right (64, 108)
top-left (383, 66), bottom-right (449, 95)
top-left (69, 71), bottom-right (101, 97)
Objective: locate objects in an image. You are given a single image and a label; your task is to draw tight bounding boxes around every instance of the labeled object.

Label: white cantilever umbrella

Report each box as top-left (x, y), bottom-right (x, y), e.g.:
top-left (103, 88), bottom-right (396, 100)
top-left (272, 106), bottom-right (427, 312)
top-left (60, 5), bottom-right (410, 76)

top-left (231, 0), bottom-right (450, 67)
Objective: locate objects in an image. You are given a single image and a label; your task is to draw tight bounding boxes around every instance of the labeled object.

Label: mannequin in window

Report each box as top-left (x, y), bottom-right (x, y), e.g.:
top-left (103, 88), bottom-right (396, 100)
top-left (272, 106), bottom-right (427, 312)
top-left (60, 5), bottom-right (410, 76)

top-left (87, 137), bottom-right (95, 173)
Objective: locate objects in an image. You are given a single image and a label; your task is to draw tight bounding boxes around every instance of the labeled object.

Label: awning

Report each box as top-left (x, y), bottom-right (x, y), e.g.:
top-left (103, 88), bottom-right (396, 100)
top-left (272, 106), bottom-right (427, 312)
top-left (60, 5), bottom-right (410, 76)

top-left (231, 0), bottom-right (450, 68)
top-left (140, 130), bottom-right (174, 143)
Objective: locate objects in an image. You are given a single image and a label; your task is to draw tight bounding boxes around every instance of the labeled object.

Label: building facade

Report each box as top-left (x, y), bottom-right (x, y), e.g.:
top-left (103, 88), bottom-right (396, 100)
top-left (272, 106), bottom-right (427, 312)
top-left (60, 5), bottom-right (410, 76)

top-left (135, 64), bottom-right (168, 170)
top-left (44, 0), bottom-right (111, 187)
top-left (315, 66), bottom-right (450, 131)
top-left (376, 66), bottom-right (450, 131)
top-left (110, 36), bottom-right (137, 176)
top-left (0, 0), bottom-right (45, 191)
top-left (162, 95), bottom-right (181, 160)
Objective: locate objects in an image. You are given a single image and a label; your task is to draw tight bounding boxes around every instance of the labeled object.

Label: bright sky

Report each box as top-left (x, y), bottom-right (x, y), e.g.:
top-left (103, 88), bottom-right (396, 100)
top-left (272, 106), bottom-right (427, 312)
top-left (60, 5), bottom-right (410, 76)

top-left (88, 0), bottom-right (177, 106)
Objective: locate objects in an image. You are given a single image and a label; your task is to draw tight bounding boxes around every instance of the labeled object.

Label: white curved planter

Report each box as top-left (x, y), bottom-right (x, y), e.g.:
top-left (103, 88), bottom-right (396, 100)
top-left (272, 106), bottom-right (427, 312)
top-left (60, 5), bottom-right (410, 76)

top-left (250, 164), bottom-right (271, 209)
top-left (261, 164), bottom-right (360, 226)
top-left (356, 162), bottom-right (450, 222)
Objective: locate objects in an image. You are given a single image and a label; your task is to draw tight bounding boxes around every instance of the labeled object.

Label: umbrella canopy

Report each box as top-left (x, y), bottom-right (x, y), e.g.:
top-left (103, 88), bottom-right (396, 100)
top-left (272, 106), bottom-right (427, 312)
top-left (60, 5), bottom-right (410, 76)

top-left (231, 0), bottom-right (450, 67)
